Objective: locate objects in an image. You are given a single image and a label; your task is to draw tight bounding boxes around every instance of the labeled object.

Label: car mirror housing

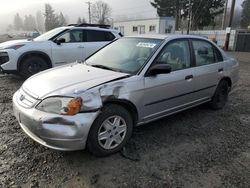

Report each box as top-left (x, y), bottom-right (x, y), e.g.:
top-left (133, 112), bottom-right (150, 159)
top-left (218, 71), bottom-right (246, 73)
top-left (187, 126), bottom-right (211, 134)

top-left (56, 38), bottom-right (66, 45)
top-left (147, 63), bottom-right (172, 76)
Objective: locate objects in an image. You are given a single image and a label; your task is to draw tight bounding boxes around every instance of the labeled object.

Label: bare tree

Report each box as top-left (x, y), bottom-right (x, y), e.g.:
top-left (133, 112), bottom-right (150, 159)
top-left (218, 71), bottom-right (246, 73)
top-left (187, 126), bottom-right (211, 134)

top-left (91, 0), bottom-right (112, 25)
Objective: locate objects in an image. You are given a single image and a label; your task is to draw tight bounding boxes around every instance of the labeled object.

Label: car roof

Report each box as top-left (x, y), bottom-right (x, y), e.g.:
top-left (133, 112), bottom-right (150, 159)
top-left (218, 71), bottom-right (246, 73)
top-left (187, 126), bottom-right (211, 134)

top-left (126, 34), bottom-right (169, 40)
top-left (126, 34), bottom-right (209, 41)
top-left (63, 26), bottom-right (119, 33)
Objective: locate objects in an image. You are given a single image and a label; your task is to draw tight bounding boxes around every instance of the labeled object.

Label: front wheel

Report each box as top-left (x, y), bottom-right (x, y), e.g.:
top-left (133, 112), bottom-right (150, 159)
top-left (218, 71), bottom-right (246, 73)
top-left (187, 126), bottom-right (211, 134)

top-left (20, 56), bottom-right (49, 78)
top-left (210, 80), bottom-right (229, 110)
top-left (87, 104), bottom-right (133, 157)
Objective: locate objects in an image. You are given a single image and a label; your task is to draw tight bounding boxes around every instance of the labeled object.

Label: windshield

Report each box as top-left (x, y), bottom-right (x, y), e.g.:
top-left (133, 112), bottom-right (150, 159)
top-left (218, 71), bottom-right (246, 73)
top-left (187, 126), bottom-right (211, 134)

top-left (34, 27), bottom-right (67, 41)
top-left (86, 38), bottom-right (163, 74)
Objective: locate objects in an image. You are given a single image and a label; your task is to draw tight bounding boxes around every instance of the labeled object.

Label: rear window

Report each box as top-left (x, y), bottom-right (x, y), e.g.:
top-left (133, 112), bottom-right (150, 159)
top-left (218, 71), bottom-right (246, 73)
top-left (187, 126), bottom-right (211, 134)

top-left (85, 30), bottom-right (115, 42)
top-left (105, 32), bottom-right (115, 41)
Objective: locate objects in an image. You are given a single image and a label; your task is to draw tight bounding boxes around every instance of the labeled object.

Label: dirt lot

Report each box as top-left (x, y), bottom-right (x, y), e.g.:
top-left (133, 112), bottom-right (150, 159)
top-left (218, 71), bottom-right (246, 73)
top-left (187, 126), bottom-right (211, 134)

top-left (0, 54), bottom-right (250, 188)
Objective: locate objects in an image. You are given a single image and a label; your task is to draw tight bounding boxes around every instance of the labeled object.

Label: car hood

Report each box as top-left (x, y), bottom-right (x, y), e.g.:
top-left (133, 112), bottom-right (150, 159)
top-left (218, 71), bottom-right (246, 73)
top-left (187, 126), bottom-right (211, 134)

top-left (0, 39), bottom-right (31, 49)
top-left (22, 63), bottom-right (130, 99)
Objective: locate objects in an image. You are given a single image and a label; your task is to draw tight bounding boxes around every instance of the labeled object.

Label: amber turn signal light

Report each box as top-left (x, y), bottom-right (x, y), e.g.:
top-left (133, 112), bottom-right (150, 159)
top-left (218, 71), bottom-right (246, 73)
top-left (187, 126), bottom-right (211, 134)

top-left (62, 97), bottom-right (82, 115)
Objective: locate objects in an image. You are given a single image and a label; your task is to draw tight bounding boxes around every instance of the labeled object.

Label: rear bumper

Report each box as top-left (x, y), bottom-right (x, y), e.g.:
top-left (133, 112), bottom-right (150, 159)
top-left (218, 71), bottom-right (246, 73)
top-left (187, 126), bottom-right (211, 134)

top-left (13, 91), bottom-right (100, 151)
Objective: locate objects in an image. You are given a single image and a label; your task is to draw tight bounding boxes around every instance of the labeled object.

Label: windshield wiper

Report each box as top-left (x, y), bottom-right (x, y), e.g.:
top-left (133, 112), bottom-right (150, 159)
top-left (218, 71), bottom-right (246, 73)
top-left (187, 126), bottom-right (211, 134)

top-left (91, 64), bottom-right (118, 72)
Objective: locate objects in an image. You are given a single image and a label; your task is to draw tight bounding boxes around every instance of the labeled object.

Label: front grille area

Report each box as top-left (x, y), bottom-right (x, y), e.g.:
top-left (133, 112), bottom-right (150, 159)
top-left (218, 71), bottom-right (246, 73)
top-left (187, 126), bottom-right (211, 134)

top-left (17, 88), bottom-right (39, 108)
top-left (0, 52), bottom-right (9, 65)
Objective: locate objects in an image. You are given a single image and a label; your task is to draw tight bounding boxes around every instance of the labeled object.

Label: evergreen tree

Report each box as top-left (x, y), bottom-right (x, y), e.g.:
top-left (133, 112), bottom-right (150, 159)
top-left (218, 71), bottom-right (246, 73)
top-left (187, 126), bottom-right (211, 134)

top-left (6, 24), bottom-right (13, 32)
top-left (77, 17), bottom-right (82, 24)
top-left (44, 3), bottom-right (59, 31)
top-left (241, 0), bottom-right (250, 28)
top-left (13, 13), bottom-right (23, 30)
top-left (188, 0), bottom-right (224, 30)
top-left (58, 12), bottom-right (67, 26)
top-left (23, 15), bottom-right (29, 31)
top-left (81, 17), bottom-right (87, 24)
top-left (29, 15), bottom-right (37, 30)
top-left (36, 11), bottom-right (45, 32)
top-left (151, 0), bottom-right (181, 30)
top-left (151, 0), bottom-right (176, 17)
top-left (23, 15), bottom-right (37, 31)
top-left (232, 7), bottom-right (242, 29)
top-left (151, 0), bottom-right (225, 30)
top-left (77, 17), bottom-right (87, 24)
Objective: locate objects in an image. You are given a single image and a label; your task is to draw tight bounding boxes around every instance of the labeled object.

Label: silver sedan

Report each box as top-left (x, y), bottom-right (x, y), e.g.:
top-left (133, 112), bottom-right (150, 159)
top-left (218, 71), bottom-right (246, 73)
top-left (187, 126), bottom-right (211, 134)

top-left (13, 34), bottom-right (239, 156)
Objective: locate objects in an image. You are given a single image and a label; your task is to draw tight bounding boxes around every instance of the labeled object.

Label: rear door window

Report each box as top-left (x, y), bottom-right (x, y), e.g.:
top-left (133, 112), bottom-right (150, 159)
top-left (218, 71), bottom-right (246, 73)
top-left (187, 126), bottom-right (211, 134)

top-left (214, 48), bottom-right (223, 62)
top-left (85, 30), bottom-right (115, 42)
top-left (105, 32), bottom-right (115, 41)
top-left (192, 40), bottom-right (220, 66)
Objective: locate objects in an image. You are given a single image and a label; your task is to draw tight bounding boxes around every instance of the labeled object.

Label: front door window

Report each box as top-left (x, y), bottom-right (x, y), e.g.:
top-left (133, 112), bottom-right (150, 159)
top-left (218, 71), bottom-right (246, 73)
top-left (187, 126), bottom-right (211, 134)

top-left (156, 40), bottom-right (191, 71)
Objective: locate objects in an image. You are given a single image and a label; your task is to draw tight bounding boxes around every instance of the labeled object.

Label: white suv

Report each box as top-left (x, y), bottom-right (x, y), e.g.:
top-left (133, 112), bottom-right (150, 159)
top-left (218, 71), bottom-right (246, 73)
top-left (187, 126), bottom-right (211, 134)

top-left (0, 25), bottom-right (121, 77)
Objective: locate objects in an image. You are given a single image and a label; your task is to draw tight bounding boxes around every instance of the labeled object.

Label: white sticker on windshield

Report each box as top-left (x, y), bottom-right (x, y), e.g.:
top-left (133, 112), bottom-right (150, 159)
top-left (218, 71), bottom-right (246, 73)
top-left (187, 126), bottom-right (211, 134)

top-left (136, 42), bottom-right (156, 48)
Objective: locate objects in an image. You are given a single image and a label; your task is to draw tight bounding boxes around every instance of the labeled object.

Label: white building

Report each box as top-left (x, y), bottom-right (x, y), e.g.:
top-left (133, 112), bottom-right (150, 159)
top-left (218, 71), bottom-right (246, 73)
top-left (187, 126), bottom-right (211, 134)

top-left (113, 17), bottom-right (175, 36)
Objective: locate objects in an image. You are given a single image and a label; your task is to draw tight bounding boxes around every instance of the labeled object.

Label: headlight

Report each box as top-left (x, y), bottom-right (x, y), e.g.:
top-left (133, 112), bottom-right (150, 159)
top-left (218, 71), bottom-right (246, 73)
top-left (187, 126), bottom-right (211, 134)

top-left (5, 44), bottom-right (25, 50)
top-left (36, 97), bottom-right (82, 115)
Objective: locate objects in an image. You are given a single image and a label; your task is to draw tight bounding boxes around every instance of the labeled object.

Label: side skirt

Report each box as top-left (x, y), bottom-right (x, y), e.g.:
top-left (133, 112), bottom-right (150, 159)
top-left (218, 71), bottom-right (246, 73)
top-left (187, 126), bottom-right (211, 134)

top-left (137, 98), bottom-right (211, 126)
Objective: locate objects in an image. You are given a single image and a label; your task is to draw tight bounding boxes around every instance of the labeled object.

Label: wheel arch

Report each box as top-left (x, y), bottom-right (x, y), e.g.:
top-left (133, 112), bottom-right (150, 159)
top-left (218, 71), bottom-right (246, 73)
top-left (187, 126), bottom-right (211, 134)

top-left (103, 99), bottom-right (139, 126)
top-left (220, 77), bottom-right (232, 90)
top-left (17, 51), bottom-right (52, 72)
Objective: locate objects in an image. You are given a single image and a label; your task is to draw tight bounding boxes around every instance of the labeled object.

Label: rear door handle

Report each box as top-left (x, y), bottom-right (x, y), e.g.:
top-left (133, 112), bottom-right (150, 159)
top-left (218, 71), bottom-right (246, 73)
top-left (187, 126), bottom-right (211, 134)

top-left (78, 45), bottom-right (84, 48)
top-left (185, 75), bottom-right (193, 80)
top-left (218, 68), bottom-right (223, 72)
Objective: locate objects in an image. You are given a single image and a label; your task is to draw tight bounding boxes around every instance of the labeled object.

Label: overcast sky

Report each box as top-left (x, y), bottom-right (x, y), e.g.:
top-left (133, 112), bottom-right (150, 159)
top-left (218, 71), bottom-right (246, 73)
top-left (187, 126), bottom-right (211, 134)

top-left (0, 0), bottom-right (244, 34)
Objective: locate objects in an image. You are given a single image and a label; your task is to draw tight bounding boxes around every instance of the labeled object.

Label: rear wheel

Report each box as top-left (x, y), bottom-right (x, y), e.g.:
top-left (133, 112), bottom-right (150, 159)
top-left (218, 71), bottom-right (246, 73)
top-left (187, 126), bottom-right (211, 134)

top-left (20, 56), bottom-right (49, 78)
top-left (87, 104), bottom-right (133, 157)
top-left (210, 80), bottom-right (229, 110)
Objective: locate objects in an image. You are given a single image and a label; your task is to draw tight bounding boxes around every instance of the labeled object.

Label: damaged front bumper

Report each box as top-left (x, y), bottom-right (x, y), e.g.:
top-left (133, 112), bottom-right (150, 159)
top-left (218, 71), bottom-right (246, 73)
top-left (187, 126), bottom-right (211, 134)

top-left (13, 91), bottom-right (100, 151)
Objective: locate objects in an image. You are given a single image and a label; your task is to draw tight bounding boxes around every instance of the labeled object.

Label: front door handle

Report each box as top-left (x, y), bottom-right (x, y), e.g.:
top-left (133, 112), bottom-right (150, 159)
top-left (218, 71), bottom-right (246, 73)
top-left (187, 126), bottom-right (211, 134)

top-left (218, 68), bottom-right (223, 72)
top-left (77, 45), bottom-right (84, 48)
top-left (185, 75), bottom-right (193, 80)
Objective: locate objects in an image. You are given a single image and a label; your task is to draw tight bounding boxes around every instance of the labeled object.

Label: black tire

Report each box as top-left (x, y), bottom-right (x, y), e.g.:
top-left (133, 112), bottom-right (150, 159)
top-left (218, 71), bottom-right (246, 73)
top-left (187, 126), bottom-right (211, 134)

top-left (87, 104), bottom-right (133, 157)
top-left (210, 80), bottom-right (229, 110)
top-left (20, 56), bottom-right (49, 78)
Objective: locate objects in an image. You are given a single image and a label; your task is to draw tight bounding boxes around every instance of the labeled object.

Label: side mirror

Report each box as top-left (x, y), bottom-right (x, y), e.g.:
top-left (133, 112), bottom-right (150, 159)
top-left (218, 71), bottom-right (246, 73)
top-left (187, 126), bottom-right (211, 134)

top-left (55, 38), bottom-right (66, 45)
top-left (147, 63), bottom-right (172, 76)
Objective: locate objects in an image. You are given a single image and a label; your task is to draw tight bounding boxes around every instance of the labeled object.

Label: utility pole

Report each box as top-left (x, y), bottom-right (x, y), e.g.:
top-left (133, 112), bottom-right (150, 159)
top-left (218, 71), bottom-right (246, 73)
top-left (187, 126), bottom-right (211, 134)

top-left (222, 0), bottom-right (228, 29)
top-left (86, 1), bottom-right (91, 24)
top-left (224, 0), bottom-right (236, 51)
top-left (187, 0), bottom-right (192, 34)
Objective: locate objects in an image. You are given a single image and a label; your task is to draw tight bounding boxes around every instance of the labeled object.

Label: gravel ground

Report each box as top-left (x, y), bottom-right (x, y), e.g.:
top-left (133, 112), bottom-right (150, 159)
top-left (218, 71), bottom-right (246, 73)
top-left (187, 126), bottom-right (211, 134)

top-left (0, 55), bottom-right (250, 188)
